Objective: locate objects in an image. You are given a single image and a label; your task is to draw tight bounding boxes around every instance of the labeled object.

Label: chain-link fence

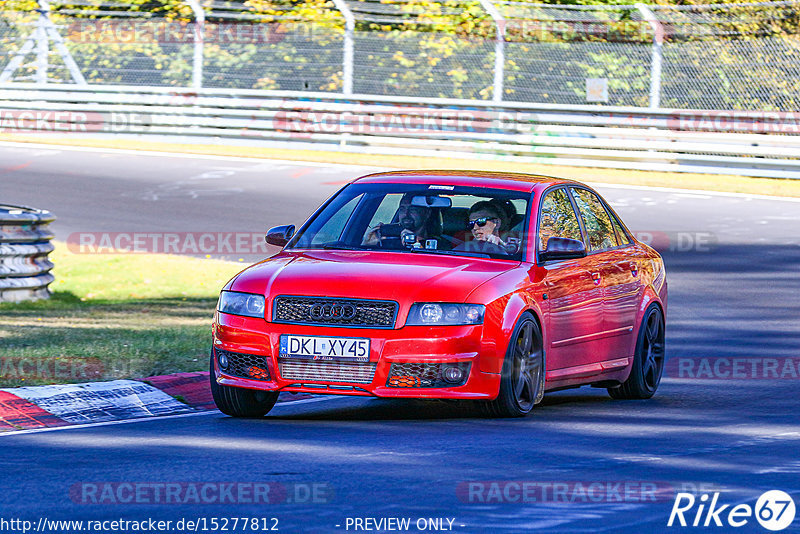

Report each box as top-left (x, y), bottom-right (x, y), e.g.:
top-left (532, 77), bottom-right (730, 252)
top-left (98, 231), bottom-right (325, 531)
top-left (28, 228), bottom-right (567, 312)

top-left (655, 2), bottom-right (800, 111)
top-left (498, 3), bottom-right (654, 106)
top-left (1, 0), bottom-right (799, 111)
top-left (200, 0), bottom-right (345, 90)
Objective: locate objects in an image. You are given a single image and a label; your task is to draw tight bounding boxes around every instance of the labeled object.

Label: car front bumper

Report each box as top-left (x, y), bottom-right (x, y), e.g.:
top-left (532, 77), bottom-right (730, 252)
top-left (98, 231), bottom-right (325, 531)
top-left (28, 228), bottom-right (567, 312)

top-left (212, 312), bottom-right (502, 399)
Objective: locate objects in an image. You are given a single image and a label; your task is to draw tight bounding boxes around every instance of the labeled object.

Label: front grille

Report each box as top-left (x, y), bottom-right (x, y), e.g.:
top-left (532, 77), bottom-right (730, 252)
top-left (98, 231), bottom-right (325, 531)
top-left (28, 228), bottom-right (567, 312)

top-left (387, 362), bottom-right (470, 388)
top-left (279, 360), bottom-right (377, 384)
top-left (216, 348), bottom-right (271, 381)
top-left (273, 296), bottom-right (397, 328)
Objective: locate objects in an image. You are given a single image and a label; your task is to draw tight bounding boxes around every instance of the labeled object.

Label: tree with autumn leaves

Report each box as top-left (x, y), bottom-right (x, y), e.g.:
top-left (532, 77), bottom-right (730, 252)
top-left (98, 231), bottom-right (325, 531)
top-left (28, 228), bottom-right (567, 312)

top-left (1, 0), bottom-right (797, 109)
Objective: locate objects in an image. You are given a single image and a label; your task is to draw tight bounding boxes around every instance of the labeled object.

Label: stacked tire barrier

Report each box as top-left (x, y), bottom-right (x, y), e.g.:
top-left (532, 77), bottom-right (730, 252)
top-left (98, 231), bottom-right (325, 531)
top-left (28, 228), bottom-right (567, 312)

top-left (0, 204), bottom-right (56, 303)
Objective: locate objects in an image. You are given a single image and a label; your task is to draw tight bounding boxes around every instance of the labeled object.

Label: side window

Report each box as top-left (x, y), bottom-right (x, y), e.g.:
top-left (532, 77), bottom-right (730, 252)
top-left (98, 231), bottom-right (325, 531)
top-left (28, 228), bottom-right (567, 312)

top-left (609, 210), bottom-right (631, 246)
top-left (570, 188), bottom-right (619, 252)
top-left (366, 193), bottom-right (403, 229)
top-left (310, 194), bottom-right (362, 245)
top-left (538, 188), bottom-right (583, 252)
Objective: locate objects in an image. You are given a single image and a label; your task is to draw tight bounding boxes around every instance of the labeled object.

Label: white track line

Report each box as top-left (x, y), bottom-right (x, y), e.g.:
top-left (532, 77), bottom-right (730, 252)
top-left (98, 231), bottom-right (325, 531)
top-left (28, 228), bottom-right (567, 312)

top-left (1, 140), bottom-right (799, 203)
top-left (0, 140), bottom-right (377, 170)
top-left (0, 396), bottom-right (338, 437)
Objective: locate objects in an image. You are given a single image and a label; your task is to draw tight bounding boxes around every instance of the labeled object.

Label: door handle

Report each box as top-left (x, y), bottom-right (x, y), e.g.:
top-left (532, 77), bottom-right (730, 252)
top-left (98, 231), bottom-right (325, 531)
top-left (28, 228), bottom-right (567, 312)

top-left (629, 262), bottom-right (639, 277)
top-left (591, 272), bottom-right (601, 285)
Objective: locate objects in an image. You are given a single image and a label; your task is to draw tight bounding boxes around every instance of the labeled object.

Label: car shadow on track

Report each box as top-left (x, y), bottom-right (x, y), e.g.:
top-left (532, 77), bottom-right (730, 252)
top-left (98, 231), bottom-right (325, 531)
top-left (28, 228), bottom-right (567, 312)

top-left (260, 388), bottom-right (619, 422)
top-left (250, 375), bottom-right (799, 426)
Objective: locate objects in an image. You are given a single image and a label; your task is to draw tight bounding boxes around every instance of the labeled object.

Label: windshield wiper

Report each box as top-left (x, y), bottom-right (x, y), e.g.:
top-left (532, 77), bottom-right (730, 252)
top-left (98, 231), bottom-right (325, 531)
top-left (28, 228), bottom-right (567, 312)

top-left (316, 242), bottom-right (364, 251)
top-left (406, 248), bottom-right (492, 259)
top-left (311, 242), bottom-right (505, 260)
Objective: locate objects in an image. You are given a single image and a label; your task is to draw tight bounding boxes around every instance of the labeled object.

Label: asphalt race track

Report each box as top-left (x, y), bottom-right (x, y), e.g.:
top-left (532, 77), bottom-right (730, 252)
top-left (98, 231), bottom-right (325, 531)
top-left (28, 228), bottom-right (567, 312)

top-left (1, 142), bottom-right (799, 533)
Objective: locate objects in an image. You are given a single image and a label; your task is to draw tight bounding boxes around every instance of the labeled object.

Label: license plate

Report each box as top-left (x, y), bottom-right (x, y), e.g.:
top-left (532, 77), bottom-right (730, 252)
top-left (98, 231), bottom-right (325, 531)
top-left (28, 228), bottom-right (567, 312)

top-left (279, 335), bottom-right (370, 362)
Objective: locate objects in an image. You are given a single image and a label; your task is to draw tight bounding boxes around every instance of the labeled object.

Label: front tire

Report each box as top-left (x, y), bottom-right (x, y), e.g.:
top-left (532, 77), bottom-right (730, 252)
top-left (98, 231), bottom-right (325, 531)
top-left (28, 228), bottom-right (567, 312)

top-left (485, 313), bottom-right (545, 417)
top-left (209, 352), bottom-right (279, 417)
top-left (608, 304), bottom-right (665, 400)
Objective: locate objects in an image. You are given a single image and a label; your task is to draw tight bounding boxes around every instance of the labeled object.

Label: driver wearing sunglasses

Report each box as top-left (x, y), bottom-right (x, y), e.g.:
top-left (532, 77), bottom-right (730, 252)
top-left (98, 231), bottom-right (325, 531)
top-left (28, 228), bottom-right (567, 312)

top-left (467, 202), bottom-right (508, 248)
top-left (452, 200), bottom-right (517, 255)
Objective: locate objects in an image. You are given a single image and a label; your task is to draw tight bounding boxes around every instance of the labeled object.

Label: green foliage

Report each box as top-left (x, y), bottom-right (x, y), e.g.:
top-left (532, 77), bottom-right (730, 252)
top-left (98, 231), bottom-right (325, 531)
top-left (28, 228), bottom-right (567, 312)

top-left (1, 0), bottom-right (798, 108)
top-left (0, 243), bottom-right (244, 385)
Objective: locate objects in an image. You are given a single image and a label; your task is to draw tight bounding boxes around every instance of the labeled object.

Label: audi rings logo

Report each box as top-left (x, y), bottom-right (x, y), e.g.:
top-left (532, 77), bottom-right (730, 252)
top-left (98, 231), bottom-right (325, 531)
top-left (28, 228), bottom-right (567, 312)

top-left (309, 303), bottom-right (357, 321)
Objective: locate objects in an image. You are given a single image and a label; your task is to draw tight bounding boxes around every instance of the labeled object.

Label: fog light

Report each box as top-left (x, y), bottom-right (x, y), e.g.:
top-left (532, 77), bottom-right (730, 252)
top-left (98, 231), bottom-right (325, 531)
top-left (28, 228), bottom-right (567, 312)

top-left (218, 352), bottom-right (229, 370)
top-left (442, 365), bottom-right (465, 384)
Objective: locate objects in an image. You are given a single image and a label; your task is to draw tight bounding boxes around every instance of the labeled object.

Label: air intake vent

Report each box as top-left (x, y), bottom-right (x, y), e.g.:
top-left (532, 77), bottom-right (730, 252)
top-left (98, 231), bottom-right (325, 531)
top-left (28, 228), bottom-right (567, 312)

top-left (387, 362), bottom-right (470, 388)
top-left (216, 348), bottom-right (271, 381)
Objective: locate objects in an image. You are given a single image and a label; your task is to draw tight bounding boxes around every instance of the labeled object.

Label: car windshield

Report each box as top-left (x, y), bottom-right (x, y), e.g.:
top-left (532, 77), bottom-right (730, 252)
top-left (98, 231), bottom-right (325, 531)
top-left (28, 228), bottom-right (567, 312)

top-left (288, 183), bottom-right (530, 260)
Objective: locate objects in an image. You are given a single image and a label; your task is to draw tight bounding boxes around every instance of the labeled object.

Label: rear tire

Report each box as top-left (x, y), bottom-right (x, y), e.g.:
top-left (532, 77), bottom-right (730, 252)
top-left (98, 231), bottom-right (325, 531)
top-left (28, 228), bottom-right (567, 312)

top-left (608, 304), bottom-right (665, 400)
top-left (209, 352), bottom-right (279, 417)
top-left (484, 313), bottom-right (545, 418)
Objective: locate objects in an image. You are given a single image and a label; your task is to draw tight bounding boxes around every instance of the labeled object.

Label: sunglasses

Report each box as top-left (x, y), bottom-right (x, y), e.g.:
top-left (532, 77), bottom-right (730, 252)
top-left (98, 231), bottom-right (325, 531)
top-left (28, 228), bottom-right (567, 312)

top-left (467, 217), bottom-right (498, 230)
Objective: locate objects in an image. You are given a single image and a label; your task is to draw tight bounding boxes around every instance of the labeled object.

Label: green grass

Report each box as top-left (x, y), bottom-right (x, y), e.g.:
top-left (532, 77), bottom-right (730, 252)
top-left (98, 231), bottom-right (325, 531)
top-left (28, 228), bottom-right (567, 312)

top-left (0, 243), bottom-right (246, 387)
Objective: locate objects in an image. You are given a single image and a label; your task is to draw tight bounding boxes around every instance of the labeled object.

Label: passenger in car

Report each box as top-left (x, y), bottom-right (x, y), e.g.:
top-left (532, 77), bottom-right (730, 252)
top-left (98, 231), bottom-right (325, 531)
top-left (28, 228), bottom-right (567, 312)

top-left (455, 200), bottom-right (519, 255)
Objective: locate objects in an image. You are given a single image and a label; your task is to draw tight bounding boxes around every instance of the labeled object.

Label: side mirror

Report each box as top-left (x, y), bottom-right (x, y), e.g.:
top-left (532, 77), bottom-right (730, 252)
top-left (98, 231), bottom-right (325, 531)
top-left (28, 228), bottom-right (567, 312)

top-left (539, 237), bottom-right (587, 262)
top-left (265, 225), bottom-right (295, 247)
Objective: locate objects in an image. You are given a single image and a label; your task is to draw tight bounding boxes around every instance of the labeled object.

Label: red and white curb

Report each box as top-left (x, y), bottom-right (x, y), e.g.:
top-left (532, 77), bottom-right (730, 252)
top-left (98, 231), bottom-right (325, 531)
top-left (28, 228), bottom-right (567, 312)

top-left (0, 372), bottom-right (312, 432)
top-left (0, 391), bottom-right (71, 430)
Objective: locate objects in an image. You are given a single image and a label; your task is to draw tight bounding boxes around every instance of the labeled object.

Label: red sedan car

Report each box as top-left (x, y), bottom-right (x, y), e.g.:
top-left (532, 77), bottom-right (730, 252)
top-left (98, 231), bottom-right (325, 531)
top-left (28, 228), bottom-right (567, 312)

top-left (211, 171), bottom-right (667, 417)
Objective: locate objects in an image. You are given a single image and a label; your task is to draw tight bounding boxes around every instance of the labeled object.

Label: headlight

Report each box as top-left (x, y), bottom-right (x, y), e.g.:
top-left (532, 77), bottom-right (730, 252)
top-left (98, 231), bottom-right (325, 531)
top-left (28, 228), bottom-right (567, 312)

top-left (217, 291), bottom-right (266, 319)
top-left (407, 303), bottom-right (485, 326)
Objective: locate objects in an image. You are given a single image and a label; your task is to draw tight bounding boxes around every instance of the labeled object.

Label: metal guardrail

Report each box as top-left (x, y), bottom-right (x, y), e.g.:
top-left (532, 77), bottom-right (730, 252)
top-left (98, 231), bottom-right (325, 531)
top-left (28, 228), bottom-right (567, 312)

top-left (0, 204), bottom-right (56, 303)
top-left (1, 84), bottom-right (800, 179)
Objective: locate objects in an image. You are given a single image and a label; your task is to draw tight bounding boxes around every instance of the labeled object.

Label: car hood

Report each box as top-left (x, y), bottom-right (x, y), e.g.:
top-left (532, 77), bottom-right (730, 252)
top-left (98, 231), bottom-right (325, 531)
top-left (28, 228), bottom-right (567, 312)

top-left (229, 250), bottom-right (519, 304)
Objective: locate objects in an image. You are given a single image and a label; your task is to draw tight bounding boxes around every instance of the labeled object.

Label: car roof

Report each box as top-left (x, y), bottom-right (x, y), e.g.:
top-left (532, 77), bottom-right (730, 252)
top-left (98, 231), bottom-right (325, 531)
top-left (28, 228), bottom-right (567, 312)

top-left (352, 170), bottom-right (580, 193)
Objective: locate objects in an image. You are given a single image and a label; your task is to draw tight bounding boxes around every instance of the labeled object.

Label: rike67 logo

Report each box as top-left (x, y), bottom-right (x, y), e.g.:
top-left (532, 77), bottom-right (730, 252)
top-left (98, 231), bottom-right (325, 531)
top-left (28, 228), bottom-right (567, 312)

top-left (669, 490), bottom-right (796, 531)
